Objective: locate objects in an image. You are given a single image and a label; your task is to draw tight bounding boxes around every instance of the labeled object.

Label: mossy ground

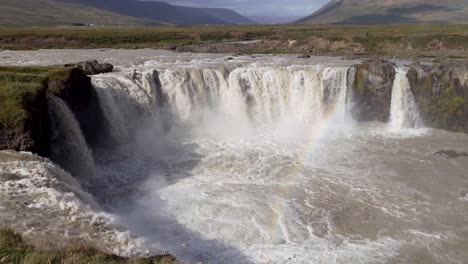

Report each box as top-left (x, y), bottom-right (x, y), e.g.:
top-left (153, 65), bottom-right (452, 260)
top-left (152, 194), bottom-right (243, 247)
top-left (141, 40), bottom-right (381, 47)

top-left (0, 229), bottom-right (176, 264)
top-left (0, 66), bottom-right (59, 129)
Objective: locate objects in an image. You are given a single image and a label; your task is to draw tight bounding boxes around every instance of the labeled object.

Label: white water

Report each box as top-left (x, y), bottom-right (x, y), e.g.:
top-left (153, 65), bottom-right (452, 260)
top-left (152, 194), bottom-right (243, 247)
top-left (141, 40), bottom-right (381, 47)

top-left (47, 94), bottom-right (96, 180)
top-left (0, 151), bottom-right (147, 256)
top-left (2, 51), bottom-right (468, 264)
top-left (389, 68), bottom-right (421, 130)
top-left (88, 62), bottom-right (438, 264)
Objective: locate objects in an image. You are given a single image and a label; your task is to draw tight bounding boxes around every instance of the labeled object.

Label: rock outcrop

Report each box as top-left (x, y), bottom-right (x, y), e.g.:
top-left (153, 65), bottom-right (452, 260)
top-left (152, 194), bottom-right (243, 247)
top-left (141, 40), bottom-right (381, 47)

top-left (435, 149), bottom-right (468, 159)
top-left (47, 67), bottom-right (109, 147)
top-left (350, 59), bottom-right (396, 122)
top-left (0, 64), bottom-right (112, 157)
top-left (407, 62), bottom-right (468, 133)
top-left (65, 60), bottom-right (113, 75)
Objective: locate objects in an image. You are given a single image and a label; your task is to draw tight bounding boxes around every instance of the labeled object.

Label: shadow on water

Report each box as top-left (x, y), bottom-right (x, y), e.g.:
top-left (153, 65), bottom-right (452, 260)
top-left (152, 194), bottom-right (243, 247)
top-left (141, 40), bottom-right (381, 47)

top-left (93, 143), bottom-right (253, 263)
top-left (75, 84), bottom-right (255, 263)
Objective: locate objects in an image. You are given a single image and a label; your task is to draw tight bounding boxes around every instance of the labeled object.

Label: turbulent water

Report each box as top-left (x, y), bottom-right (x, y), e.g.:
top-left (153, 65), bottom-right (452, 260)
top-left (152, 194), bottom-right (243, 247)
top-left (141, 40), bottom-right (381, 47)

top-left (1, 51), bottom-right (468, 264)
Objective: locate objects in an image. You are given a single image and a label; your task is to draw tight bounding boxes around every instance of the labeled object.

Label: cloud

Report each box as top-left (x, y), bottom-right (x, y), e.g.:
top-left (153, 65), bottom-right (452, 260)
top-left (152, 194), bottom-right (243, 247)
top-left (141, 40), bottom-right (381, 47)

top-left (154, 0), bottom-right (329, 16)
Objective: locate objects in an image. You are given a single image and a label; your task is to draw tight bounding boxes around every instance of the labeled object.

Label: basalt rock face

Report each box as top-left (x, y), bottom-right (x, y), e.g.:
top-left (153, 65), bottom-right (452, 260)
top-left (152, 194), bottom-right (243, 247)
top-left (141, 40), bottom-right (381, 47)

top-left (407, 63), bottom-right (468, 133)
top-left (65, 60), bottom-right (113, 75)
top-left (48, 67), bottom-right (109, 148)
top-left (350, 59), bottom-right (396, 122)
top-left (0, 66), bottom-right (110, 157)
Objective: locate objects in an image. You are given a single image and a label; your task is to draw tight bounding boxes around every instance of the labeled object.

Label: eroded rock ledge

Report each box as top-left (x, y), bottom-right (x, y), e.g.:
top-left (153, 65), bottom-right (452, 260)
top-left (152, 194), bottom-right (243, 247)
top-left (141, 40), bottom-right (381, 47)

top-left (407, 62), bottom-right (468, 133)
top-left (0, 61), bottom-right (112, 156)
top-left (350, 60), bottom-right (468, 133)
top-left (1, 59), bottom-right (468, 162)
top-left (350, 59), bottom-right (396, 122)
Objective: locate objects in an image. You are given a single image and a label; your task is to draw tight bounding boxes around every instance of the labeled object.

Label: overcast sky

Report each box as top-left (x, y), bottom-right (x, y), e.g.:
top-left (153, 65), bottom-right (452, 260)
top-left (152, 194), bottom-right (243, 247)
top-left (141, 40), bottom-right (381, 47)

top-left (158, 0), bottom-right (330, 17)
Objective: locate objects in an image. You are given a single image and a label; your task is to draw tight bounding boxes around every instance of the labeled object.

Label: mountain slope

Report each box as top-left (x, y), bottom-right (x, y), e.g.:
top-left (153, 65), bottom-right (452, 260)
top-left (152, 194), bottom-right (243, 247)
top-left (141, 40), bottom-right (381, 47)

top-left (0, 0), bottom-right (254, 27)
top-left (297, 0), bottom-right (468, 24)
top-left (0, 0), bottom-right (161, 26)
top-left (60, 0), bottom-right (254, 25)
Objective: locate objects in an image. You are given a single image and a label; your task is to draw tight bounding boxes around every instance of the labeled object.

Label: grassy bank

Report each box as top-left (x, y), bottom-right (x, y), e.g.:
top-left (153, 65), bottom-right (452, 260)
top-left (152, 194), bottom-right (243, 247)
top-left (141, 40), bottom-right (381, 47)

top-left (1, 25), bottom-right (468, 58)
top-left (0, 229), bottom-right (176, 264)
top-left (0, 66), bottom-right (57, 131)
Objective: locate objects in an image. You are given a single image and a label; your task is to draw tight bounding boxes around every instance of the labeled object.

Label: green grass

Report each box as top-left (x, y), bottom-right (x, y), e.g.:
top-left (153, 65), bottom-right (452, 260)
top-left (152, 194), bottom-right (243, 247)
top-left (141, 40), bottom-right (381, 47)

top-left (0, 66), bottom-right (54, 128)
top-left (0, 229), bottom-right (176, 264)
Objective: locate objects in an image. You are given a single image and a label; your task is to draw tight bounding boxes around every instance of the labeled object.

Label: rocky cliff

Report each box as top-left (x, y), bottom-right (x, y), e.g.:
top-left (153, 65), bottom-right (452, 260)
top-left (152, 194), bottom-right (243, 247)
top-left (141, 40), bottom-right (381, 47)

top-left (47, 67), bottom-right (109, 147)
top-left (407, 62), bottom-right (468, 133)
top-left (2, 59), bottom-right (468, 164)
top-left (349, 59), bottom-right (468, 132)
top-left (350, 59), bottom-right (396, 122)
top-left (0, 62), bottom-right (112, 157)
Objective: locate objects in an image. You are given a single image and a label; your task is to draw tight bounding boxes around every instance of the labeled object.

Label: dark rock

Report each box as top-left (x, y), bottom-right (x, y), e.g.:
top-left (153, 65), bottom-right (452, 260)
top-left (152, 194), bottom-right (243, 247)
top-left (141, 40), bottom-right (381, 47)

top-left (298, 54), bottom-right (311, 58)
top-left (350, 59), bottom-right (396, 122)
top-left (226, 57), bottom-right (234, 61)
top-left (47, 67), bottom-right (110, 148)
top-left (167, 45), bottom-right (178, 51)
top-left (64, 60), bottom-right (113, 75)
top-left (435, 149), bottom-right (468, 159)
top-left (407, 62), bottom-right (468, 133)
top-left (0, 66), bottom-right (112, 164)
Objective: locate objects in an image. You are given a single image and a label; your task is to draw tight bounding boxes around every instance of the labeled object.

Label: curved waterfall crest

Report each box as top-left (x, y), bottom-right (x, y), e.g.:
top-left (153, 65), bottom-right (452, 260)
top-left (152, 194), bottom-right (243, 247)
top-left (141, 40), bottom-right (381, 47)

top-left (91, 64), bottom-right (355, 133)
top-left (89, 62), bottom-right (427, 143)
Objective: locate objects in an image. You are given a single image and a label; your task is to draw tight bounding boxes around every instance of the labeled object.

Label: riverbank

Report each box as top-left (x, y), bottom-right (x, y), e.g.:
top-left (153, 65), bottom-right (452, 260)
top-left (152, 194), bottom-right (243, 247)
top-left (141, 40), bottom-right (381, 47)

top-left (1, 25), bottom-right (468, 60)
top-left (0, 228), bottom-right (176, 264)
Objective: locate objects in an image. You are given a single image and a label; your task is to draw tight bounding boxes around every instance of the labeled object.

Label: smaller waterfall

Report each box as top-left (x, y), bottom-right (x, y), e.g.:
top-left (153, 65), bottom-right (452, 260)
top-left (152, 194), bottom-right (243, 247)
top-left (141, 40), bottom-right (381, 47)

top-left (47, 94), bottom-right (95, 180)
top-left (389, 68), bottom-right (421, 130)
top-left (320, 67), bottom-right (349, 123)
top-left (92, 72), bottom-right (159, 146)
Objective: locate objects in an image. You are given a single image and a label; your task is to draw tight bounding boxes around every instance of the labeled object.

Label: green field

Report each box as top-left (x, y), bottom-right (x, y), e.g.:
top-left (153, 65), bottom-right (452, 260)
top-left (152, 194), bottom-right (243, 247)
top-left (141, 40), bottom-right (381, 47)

top-left (1, 25), bottom-right (468, 59)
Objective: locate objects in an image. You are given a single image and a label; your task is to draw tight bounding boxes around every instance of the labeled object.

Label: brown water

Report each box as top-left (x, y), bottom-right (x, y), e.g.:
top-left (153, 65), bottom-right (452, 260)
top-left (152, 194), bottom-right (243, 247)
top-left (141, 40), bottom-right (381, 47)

top-left (0, 50), bottom-right (467, 264)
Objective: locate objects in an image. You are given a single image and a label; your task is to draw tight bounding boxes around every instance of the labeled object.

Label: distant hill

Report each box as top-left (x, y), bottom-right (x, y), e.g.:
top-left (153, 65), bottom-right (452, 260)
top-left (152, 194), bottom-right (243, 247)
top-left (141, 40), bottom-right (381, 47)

top-left (0, 0), bottom-right (254, 27)
top-left (60, 0), bottom-right (255, 25)
top-left (297, 0), bottom-right (468, 24)
top-left (0, 0), bottom-right (160, 26)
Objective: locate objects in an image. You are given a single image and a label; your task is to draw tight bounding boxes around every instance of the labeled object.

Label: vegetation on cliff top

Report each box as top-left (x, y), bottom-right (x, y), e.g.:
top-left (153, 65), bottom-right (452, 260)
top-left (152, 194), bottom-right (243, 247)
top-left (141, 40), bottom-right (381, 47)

top-left (0, 66), bottom-right (56, 129)
top-left (0, 228), bottom-right (176, 264)
top-left (0, 66), bottom-right (93, 154)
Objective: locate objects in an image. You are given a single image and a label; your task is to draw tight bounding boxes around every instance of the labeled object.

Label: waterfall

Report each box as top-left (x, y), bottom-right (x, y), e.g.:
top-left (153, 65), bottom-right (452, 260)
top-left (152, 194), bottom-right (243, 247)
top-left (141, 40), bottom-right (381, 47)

top-left (47, 94), bottom-right (95, 180)
top-left (92, 71), bottom-right (158, 145)
top-left (155, 65), bottom-right (352, 130)
top-left (90, 64), bottom-right (353, 140)
top-left (389, 68), bottom-right (421, 130)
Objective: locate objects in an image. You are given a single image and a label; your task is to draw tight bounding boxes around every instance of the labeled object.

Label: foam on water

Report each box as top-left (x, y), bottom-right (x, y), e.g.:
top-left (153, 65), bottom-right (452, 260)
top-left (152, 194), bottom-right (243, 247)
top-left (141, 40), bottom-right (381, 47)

top-left (1, 52), bottom-right (468, 263)
top-left (72, 59), bottom-right (468, 263)
top-left (0, 151), bottom-right (148, 256)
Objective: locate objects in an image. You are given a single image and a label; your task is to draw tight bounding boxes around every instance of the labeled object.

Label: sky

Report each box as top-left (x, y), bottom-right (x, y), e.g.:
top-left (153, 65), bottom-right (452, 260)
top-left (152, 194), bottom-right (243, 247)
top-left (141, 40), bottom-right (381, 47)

top-left (159, 0), bottom-right (330, 17)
